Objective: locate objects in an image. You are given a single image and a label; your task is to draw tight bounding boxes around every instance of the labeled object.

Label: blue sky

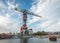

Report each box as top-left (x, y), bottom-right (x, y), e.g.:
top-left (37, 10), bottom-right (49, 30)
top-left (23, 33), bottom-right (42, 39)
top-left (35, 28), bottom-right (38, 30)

top-left (0, 0), bottom-right (60, 33)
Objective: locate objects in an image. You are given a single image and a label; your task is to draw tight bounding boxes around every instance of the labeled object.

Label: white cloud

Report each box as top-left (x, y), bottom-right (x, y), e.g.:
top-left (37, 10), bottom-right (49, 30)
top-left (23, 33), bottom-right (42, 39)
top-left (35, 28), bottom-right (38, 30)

top-left (0, 15), bottom-right (10, 25)
top-left (0, 1), bottom-right (20, 33)
top-left (57, 22), bottom-right (60, 24)
top-left (5, 13), bottom-right (11, 17)
top-left (29, 0), bottom-right (60, 32)
top-left (7, 0), bottom-right (18, 10)
top-left (0, 15), bottom-right (20, 33)
top-left (40, 21), bottom-right (52, 28)
top-left (45, 22), bottom-right (60, 32)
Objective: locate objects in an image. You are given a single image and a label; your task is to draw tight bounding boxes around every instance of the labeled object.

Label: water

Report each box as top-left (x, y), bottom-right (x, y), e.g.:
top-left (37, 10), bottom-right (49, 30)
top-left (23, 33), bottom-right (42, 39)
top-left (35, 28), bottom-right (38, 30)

top-left (0, 37), bottom-right (60, 43)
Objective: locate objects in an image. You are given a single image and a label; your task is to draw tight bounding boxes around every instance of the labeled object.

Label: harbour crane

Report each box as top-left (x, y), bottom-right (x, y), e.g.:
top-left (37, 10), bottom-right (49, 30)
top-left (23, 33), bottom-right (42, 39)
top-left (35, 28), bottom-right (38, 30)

top-left (14, 8), bottom-right (42, 38)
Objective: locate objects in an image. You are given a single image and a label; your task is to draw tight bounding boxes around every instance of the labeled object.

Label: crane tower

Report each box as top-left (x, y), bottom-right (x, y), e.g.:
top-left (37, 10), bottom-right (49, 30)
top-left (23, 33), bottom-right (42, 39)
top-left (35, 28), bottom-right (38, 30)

top-left (21, 10), bottom-right (28, 35)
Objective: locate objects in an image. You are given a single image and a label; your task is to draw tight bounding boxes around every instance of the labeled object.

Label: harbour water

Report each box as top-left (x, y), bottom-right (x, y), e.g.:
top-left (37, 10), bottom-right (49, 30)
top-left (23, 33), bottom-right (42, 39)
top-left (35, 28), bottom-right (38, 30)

top-left (0, 37), bottom-right (60, 43)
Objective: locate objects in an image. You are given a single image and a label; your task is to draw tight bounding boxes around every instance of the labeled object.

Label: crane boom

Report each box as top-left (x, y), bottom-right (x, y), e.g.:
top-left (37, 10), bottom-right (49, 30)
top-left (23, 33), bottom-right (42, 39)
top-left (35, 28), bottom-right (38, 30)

top-left (28, 12), bottom-right (42, 18)
top-left (15, 8), bottom-right (42, 18)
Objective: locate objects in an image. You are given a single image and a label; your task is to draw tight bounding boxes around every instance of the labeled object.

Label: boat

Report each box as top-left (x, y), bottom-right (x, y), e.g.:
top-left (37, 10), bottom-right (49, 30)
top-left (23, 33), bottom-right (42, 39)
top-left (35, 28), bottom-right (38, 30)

top-left (49, 36), bottom-right (57, 41)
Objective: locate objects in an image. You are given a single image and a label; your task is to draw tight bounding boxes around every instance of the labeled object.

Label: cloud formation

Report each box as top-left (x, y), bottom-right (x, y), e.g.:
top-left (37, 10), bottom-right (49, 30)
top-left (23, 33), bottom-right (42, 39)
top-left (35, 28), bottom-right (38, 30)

top-left (29, 0), bottom-right (60, 32)
top-left (0, 0), bottom-right (60, 33)
top-left (0, 0), bottom-right (20, 33)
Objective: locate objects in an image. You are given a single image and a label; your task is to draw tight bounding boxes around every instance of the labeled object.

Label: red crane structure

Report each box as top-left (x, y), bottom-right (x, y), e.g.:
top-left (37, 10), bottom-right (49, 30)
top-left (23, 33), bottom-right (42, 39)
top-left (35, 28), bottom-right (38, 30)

top-left (15, 8), bottom-right (42, 38)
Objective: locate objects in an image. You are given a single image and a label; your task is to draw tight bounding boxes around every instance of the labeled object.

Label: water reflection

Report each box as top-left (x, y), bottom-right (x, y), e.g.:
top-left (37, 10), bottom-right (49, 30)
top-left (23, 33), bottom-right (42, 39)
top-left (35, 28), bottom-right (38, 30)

top-left (0, 38), bottom-right (60, 43)
top-left (20, 38), bottom-right (28, 43)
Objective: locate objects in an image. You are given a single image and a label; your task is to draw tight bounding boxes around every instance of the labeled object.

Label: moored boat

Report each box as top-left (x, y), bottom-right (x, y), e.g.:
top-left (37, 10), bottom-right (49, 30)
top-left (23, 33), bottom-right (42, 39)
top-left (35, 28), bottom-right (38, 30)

top-left (49, 36), bottom-right (57, 41)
